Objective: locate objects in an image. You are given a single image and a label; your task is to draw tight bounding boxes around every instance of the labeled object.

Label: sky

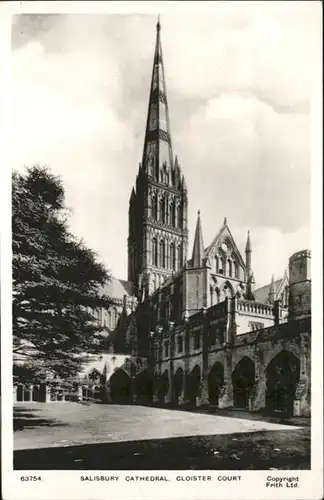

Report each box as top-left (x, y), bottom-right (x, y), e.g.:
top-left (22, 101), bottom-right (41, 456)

top-left (11, 3), bottom-right (320, 287)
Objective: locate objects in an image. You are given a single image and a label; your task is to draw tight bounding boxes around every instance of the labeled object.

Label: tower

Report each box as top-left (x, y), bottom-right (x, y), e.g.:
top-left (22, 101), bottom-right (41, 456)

top-left (288, 250), bottom-right (311, 320)
top-left (128, 19), bottom-right (188, 300)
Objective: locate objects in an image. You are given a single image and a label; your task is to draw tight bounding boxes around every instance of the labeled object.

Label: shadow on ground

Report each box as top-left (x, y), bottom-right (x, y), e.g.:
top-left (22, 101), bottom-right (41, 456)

top-left (14, 428), bottom-right (310, 471)
top-left (175, 405), bottom-right (311, 427)
top-left (14, 407), bottom-right (68, 432)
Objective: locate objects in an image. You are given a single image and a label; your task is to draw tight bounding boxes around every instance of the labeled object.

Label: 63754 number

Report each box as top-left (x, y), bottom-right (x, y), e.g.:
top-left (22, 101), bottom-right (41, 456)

top-left (20, 476), bottom-right (42, 481)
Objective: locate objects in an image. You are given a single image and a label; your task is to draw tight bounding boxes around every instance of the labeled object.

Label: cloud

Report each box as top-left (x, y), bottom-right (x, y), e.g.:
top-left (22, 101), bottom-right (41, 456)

top-left (11, 6), bottom-right (317, 283)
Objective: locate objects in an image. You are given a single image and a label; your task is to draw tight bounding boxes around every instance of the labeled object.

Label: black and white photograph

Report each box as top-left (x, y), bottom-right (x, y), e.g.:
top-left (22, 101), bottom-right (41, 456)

top-left (1, 1), bottom-right (322, 499)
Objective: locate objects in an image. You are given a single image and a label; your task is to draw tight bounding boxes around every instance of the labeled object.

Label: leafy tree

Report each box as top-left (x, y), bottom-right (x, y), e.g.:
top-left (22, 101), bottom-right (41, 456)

top-left (12, 165), bottom-right (112, 380)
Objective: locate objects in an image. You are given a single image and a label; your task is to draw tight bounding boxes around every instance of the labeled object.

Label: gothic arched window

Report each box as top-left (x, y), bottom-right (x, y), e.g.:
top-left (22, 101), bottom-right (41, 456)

top-left (171, 201), bottom-right (176, 227)
top-left (152, 238), bottom-right (158, 266)
top-left (159, 240), bottom-right (165, 268)
top-left (170, 243), bottom-right (175, 271)
top-left (228, 259), bottom-right (232, 277)
top-left (176, 205), bottom-right (181, 228)
top-left (159, 197), bottom-right (165, 223)
top-left (177, 245), bottom-right (182, 271)
top-left (151, 196), bottom-right (157, 220)
top-left (215, 255), bottom-right (219, 273)
top-left (233, 260), bottom-right (239, 279)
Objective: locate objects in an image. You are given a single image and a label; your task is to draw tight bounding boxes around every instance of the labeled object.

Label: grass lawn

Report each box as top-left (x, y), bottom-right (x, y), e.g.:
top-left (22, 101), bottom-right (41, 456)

top-left (13, 402), bottom-right (310, 470)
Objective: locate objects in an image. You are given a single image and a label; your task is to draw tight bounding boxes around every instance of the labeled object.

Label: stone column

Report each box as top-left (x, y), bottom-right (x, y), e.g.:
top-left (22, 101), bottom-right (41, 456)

top-left (13, 386), bottom-right (17, 403)
top-left (218, 348), bottom-right (233, 408)
top-left (44, 385), bottom-right (51, 403)
top-left (230, 296), bottom-right (238, 344)
top-left (179, 370), bottom-right (189, 405)
top-left (165, 375), bottom-right (173, 404)
top-left (169, 324), bottom-right (175, 404)
top-left (29, 385), bottom-right (33, 402)
top-left (251, 347), bottom-right (266, 411)
top-left (179, 320), bottom-right (190, 405)
top-left (224, 298), bottom-right (231, 344)
top-left (198, 308), bottom-right (210, 406)
top-left (198, 374), bottom-right (209, 406)
top-left (153, 367), bottom-right (160, 404)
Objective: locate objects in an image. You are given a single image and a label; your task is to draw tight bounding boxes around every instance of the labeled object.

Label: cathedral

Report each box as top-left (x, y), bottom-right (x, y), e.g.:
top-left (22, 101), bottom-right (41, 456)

top-left (14, 20), bottom-right (311, 417)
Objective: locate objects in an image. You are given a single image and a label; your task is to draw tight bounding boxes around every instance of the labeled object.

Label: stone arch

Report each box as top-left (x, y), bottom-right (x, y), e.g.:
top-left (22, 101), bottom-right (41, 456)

top-left (109, 369), bottom-right (132, 404)
top-left (93, 385), bottom-right (102, 402)
top-left (40, 383), bottom-right (47, 402)
top-left (263, 342), bottom-right (300, 369)
top-left (16, 384), bottom-right (24, 402)
top-left (172, 367), bottom-right (184, 405)
top-left (188, 365), bottom-right (201, 406)
top-left (232, 356), bottom-right (255, 409)
top-left (265, 350), bottom-right (300, 416)
top-left (32, 385), bottom-right (40, 402)
top-left (208, 362), bottom-right (224, 406)
top-left (134, 369), bottom-right (153, 405)
top-left (23, 385), bottom-right (31, 402)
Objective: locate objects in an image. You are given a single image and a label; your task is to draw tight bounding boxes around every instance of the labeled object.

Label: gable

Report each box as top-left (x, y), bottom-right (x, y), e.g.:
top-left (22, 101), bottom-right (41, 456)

top-left (204, 224), bottom-right (246, 270)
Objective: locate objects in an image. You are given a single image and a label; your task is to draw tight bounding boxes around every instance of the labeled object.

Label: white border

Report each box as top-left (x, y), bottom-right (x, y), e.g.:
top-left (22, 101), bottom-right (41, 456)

top-left (1, 2), bottom-right (323, 500)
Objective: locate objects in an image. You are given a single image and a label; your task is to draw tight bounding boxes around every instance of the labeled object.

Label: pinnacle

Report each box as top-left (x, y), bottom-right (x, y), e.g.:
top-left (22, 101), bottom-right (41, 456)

top-left (192, 211), bottom-right (204, 268)
top-left (245, 229), bottom-right (252, 252)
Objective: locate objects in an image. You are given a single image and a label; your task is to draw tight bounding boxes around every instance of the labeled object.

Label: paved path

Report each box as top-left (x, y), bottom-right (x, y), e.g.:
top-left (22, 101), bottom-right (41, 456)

top-left (14, 403), bottom-right (302, 451)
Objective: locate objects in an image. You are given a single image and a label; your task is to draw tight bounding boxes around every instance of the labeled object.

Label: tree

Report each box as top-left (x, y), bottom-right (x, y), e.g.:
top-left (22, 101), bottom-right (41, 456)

top-left (12, 165), bottom-right (112, 380)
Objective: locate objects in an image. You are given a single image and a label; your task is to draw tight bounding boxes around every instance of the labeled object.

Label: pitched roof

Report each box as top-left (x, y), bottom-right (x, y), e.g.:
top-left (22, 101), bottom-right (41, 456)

top-left (102, 277), bottom-right (134, 300)
top-left (254, 278), bottom-right (283, 303)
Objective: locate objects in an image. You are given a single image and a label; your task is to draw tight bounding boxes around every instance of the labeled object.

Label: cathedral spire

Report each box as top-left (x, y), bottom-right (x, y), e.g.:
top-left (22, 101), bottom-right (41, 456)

top-left (192, 210), bottom-right (204, 268)
top-left (128, 20), bottom-right (188, 298)
top-left (142, 18), bottom-right (174, 177)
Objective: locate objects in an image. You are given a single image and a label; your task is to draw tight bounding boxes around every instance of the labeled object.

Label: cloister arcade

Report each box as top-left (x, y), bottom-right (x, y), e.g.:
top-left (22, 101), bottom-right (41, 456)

top-left (14, 347), bottom-right (305, 416)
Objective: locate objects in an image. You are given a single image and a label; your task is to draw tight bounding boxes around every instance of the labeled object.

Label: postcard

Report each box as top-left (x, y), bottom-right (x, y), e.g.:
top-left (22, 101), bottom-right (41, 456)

top-left (1, 1), bottom-right (323, 499)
